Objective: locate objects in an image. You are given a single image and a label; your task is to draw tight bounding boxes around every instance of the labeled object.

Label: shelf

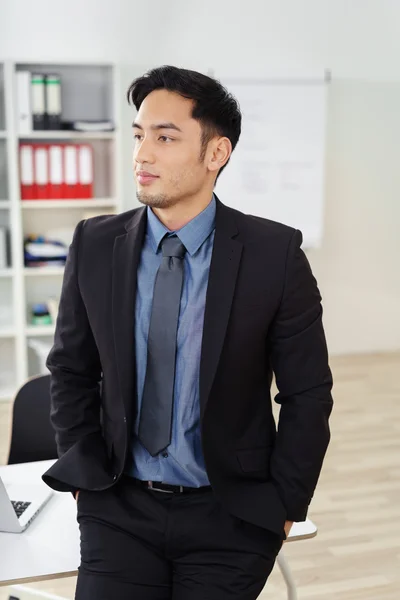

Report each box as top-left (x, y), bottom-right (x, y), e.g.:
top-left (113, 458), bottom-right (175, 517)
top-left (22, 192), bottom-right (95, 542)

top-left (26, 325), bottom-right (55, 336)
top-left (0, 327), bottom-right (16, 338)
top-left (1, 60), bottom-right (119, 389)
top-left (21, 198), bottom-right (117, 209)
top-left (24, 267), bottom-right (65, 276)
top-left (18, 131), bottom-right (115, 140)
top-left (0, 268), bottom-right (14, 277)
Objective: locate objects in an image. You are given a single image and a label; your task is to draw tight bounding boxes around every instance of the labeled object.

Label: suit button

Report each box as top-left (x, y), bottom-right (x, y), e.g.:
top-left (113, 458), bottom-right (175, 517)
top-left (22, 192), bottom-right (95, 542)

top-left (113, 474), bottom-right (117, 480)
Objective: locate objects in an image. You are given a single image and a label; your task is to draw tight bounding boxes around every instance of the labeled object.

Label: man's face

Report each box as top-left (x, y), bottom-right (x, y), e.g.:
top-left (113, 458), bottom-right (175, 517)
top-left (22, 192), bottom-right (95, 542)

top-left (133, 89), bottom-right (211, 209)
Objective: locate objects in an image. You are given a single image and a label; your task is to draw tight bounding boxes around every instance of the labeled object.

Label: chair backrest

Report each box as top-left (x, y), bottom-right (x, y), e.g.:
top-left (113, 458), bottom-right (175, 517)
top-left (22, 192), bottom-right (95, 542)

top-left (7, 374), bottom-right (58, 464)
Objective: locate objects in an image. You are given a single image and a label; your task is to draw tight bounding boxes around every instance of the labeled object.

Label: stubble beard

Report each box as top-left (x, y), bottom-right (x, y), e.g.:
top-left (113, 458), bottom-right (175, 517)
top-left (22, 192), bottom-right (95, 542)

top-left (136, 190), bottom-right (179, 209)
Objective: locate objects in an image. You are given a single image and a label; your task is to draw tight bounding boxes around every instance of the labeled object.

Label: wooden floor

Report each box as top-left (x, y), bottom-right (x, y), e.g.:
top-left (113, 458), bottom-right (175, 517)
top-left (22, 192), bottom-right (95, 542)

top-left (1, 352), bottom-right (399, 599)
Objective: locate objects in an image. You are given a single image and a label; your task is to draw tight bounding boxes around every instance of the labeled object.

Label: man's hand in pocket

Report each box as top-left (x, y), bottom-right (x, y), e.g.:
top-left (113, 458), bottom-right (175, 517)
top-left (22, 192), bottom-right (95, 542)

top-left (284, 520), bottom-right (293, 541)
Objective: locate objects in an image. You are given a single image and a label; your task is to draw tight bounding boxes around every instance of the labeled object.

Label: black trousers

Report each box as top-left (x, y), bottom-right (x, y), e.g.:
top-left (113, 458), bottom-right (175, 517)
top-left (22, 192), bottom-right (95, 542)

top-left (75, 475), bottom-right (285, 600)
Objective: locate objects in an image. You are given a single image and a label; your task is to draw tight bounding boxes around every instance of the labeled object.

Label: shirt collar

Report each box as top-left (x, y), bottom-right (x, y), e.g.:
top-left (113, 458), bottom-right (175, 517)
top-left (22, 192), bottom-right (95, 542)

top-left (146, 195), bottom-right (216, 257)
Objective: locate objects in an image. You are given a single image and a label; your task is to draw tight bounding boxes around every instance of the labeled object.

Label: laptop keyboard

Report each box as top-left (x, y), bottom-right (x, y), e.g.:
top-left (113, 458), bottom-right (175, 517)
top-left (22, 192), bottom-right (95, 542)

top-left (11, 500), bottom-right (31, 518)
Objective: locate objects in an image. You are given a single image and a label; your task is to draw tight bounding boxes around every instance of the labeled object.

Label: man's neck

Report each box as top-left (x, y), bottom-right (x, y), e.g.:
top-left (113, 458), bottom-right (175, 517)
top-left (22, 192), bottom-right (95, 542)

top-left (151, 192), bottom-right (214, 231)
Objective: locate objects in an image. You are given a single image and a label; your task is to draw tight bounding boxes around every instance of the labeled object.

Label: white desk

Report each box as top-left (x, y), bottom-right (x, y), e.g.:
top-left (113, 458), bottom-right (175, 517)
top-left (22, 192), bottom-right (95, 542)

top-left (0, 460), bottom-right (79, 587)
top-left (0, 460), bottom-right (316, 587)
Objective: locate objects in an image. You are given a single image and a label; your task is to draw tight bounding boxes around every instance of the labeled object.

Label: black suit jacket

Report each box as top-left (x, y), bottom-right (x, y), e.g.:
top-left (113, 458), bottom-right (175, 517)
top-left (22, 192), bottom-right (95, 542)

top-left (42, 197), bottom-right (333, 537)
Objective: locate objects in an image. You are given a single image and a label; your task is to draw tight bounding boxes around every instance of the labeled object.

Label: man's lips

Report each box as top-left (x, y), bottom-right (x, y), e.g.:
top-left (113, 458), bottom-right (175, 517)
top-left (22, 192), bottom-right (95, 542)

top-left (136, 171), bottom-right (159, 185)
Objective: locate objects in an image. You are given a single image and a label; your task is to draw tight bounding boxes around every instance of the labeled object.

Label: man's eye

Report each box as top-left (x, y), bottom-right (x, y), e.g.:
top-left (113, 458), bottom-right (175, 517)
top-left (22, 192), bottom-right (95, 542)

top-left (133, 134), bottom-right (142, 141)
top-left (159, 136), bottom-right (172, 142)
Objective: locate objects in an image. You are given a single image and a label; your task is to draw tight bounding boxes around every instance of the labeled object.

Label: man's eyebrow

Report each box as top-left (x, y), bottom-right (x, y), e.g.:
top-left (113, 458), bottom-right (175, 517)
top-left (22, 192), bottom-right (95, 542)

top-left (132, 121), bottom-right (182, 132)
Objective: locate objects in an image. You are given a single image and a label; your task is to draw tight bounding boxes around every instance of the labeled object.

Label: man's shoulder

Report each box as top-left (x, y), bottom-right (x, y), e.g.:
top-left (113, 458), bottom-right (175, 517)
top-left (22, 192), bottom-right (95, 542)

top-left (221, 201), bottom-right (297, 244)
top-left (80, 206), bottom-right (145, 239)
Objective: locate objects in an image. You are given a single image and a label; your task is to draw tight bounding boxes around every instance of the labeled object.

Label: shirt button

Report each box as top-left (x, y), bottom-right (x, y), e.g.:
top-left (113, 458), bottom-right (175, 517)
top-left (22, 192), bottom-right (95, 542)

top-left (162, 452), bottom-right (168, 458)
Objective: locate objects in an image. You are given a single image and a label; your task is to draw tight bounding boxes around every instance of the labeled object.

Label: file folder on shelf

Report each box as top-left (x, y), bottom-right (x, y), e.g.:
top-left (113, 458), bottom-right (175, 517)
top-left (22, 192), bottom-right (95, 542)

top-left (48, 145), bottom-right (63, 198)
top-left (45, 74), bottom-right (62, 130)
top-left (20, 144), bottom-right (35, 200)
top-left (16, 71), bottom-right (32, 135)
top-left (63, 145), bottom-right (78, 198)
top-left (77, 144), bottom-right (94, 198)
top-left (31, 74), bottom-right (46, 130)
top-left (33, 145), bottom-right (49, 199)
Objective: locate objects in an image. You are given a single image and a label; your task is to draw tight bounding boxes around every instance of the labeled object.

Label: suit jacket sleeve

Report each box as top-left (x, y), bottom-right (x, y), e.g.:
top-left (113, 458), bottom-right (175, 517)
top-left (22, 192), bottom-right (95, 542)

top-left (268, 229), bottom-right (333, 522)
top-left (46, 219), bottom-right (102, 458)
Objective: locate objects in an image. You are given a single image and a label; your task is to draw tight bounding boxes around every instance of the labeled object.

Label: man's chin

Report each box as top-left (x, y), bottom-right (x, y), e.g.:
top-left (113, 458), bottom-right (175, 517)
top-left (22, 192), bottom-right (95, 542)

top-left (136, 191), bottom-right (176, 209)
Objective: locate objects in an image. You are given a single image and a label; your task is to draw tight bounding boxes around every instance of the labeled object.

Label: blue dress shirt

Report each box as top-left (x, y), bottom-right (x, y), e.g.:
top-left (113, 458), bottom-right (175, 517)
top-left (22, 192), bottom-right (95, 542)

top-left (128, 196), bottom-right (216, 486)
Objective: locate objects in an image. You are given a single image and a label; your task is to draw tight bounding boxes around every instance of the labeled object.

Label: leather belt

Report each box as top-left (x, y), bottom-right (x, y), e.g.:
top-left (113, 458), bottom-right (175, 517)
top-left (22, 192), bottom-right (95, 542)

top-left (132, 478), bottom-right (212, 494)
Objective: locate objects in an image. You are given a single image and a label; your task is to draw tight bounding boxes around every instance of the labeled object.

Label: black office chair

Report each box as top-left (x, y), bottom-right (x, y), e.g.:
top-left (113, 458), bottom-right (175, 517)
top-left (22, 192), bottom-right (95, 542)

top-left (7, 374), bottom-right (58, 464)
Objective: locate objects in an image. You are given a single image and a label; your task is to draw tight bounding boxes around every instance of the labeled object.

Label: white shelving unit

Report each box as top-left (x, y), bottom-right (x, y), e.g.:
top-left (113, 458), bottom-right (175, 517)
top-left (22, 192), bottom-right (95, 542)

top-left (0, 60), bottom-right (124, 401)
top-left (0, 327), bottom-right (17, 338)
top-left (23, 267), bottom-right (65, 276)
top-left (25, 325), bottom-right (56, 336)
top-left (19, 131), bottom-right (115, 140)
top-left (21, 198), bottom-right (117, 209)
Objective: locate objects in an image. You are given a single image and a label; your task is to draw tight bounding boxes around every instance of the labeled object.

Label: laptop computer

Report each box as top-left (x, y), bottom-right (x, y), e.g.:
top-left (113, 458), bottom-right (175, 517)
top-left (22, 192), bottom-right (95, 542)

top-left (0, 475), bottom-right (53, 533)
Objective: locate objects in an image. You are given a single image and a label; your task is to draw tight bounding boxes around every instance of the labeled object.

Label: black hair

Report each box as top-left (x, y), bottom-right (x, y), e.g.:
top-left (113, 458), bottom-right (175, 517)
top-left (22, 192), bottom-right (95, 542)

top-left (127, 65), bottom-right (241, 181)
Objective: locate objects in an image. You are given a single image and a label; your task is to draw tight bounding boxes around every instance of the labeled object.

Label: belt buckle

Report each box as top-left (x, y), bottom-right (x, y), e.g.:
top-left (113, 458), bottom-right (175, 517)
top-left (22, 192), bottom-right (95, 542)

top-left (147, 481), bottom-right (174, 494)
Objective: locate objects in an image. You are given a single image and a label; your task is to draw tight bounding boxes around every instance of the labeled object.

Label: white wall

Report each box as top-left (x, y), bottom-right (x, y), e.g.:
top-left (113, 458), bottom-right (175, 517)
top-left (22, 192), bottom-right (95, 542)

top-left (0, 0), bottom-right (168, 62)
top-left (3, 0), bottom-right (400, 80)
top-left (1, 0), bottom-right (400, 355)
top-left (308, 80), bottom-right (400, 355)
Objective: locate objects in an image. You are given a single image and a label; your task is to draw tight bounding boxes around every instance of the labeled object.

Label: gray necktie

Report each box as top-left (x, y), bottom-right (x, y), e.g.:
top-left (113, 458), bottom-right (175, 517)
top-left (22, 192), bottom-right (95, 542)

top-left (138, 235), bottom-right (186, 456)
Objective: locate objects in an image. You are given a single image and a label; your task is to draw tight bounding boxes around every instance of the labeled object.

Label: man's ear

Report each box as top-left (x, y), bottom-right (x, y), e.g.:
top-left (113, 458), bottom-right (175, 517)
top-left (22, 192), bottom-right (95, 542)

top-left (207, 137), bottom-right (232, 174)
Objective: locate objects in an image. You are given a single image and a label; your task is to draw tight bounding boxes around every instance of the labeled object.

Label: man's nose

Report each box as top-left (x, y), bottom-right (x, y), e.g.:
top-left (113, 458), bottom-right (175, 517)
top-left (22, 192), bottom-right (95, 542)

top-left (134, 137), bottom-right (155, 164)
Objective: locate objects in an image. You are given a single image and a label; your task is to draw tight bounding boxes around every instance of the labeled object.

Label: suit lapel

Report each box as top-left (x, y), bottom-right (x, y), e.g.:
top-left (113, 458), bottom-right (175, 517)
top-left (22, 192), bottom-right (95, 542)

top-left (112, 207), bottom-right (147, 424)
top-left (200, 200), bottom-right (243, 420)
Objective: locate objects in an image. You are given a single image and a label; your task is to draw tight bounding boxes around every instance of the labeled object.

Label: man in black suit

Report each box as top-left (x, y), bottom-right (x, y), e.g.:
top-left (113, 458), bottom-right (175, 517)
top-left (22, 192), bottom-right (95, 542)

top-left (43, 65), bottom-right (333, 600)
